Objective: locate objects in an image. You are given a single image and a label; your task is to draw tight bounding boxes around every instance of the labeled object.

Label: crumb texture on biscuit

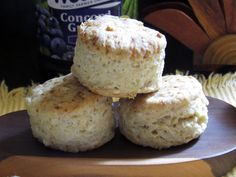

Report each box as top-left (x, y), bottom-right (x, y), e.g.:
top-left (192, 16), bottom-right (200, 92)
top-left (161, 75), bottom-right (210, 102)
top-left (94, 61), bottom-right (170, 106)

top-left (72, 15), bottom-right (167, 98)
top-left (129, 75), bottom-right (209, 109)
top-left (72, 44), bottom-right (165, 98)
top-left (26, 74), bottom-right (105, 114)
top-left (78, 15), bottom-right (167, 59)
top-left (26, 74), bottom-right (115, 152)
top-left (119, 75), bottom-right (209, 149)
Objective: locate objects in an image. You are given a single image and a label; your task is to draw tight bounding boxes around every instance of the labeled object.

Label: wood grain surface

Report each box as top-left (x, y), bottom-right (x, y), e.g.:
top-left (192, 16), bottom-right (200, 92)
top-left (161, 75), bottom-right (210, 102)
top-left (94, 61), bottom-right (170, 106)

top-left (0, 97), bottom-right (236, 177)
top-left (143, 8), bottom-right (210, 54)
top-left (188, 0), bottom-right (226, 39)
top-left (222, 0), bottom-right (236, 33)
top-left (203, 35), bottom-right (236, 65)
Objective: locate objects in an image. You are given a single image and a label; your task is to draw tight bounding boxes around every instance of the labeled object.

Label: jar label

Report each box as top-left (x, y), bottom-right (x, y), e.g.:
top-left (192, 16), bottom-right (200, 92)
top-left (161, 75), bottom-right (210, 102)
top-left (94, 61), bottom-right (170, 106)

top-left (36, 0), bottom-right (121, 61)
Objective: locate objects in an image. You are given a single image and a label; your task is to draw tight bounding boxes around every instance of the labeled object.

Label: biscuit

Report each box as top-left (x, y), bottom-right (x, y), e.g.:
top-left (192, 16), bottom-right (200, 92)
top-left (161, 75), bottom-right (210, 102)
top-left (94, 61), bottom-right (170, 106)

top-left (72, 15), bottom-right (167, 98)
top-left (26, 74), bottom-right (115, 152)
top-left (119, 75), bottom-right (209, 149)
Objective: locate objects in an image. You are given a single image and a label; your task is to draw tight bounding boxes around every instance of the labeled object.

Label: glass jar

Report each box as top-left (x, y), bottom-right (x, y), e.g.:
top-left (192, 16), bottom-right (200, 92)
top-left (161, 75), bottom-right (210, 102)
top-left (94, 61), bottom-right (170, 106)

top-left (35, 0), bottom-right (122, 79)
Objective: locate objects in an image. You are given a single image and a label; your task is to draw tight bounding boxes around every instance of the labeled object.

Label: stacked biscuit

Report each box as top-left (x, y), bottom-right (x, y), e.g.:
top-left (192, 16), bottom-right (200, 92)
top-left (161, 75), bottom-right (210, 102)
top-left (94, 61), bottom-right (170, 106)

top-left (26, 15), bottom-right (209, 152)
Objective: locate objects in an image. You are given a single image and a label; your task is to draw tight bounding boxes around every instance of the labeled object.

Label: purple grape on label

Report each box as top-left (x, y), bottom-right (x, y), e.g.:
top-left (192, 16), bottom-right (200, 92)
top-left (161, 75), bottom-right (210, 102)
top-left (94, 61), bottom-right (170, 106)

top-left (40, 8), bottom-right (50, 17)
top-left (39, 14), bottom-right (47, 21)
top-left (62, 51), bottom-right (74, 61)
top-left (41, 34), bottom-right (51, 48)
top-left (47, 17), bottom-right (60, 28)
top-left (38, 18), bottom-right (47, 32)
top-left (50, 37), bottom-right (66, 57)
top-left (48, 28), bottom-right (63, 38)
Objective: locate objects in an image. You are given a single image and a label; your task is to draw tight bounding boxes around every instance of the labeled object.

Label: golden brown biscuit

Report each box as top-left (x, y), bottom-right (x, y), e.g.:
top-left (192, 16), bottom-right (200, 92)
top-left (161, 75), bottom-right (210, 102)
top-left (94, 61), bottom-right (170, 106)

top-left (72, 15), bottom-right (167, 98)
top-left (119, 75), bottom-right (209, 149)
top-left (26, 74), bottom-right (115, 152)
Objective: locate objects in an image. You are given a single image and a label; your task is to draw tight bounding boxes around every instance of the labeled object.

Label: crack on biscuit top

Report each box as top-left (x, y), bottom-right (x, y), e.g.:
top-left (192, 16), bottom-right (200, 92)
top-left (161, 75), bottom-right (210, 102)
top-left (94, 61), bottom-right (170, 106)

top-left (78, 15), bottom-right (167, 59)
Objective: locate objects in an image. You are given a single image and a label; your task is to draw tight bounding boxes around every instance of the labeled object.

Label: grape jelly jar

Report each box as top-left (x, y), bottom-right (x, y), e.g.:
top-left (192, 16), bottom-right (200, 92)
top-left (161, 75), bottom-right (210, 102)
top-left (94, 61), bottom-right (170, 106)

top-left (35, 0), bottom-right (122, 78)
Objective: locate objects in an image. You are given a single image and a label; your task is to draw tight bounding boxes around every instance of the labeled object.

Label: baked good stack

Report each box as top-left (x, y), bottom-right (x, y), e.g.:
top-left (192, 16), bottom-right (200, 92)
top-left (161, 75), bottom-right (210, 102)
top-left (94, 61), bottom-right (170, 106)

top-left (26, 15), bottom-right (208, 152)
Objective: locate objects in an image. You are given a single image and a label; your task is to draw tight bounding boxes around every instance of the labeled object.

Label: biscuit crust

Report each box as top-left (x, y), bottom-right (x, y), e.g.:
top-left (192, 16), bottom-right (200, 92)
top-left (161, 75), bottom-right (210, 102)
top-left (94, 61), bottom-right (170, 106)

top-left (72, 15), bottom-right (167, 98)
top-left (26, 74), bottom-right (115, 152)
top-left (79, 15), bottom-right (166, 60)
top-left (119, 75), bottom-right (209, 149)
